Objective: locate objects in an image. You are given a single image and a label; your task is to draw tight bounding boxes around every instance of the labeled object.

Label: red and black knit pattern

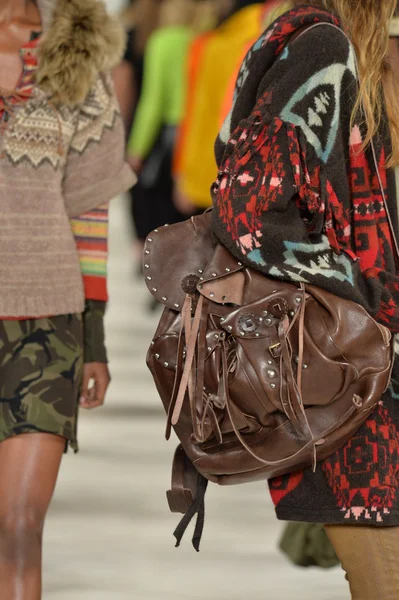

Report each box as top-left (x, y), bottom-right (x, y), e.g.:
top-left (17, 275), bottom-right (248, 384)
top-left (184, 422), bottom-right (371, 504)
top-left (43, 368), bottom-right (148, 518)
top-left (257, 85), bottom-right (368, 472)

top-left (212, 5), bottom-right (399, 525)
top-left (270, 369), bottom-right (399, 525)
top-left (214, 6), bottom-right (399, 330)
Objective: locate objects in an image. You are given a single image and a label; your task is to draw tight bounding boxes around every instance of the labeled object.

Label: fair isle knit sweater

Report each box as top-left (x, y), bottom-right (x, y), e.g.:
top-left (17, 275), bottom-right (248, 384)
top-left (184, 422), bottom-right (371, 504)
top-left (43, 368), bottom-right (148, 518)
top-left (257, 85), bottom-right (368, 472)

top-left (212, 6), bottom-right (399, 526)
top-left (8, 33), bottom-right (110, 310)
top-left (0, 0), bottom-right (136, 318)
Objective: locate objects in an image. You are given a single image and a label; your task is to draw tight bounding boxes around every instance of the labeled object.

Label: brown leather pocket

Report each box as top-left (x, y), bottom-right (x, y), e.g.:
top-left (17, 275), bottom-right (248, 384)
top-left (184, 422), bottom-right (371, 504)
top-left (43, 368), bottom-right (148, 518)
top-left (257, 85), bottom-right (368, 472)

top-left (150, 332), bottom-right (179, 371)
top-left (228, 346), bottom-right (281, 422)
top-left (292, 329), bottom-right (356, 406)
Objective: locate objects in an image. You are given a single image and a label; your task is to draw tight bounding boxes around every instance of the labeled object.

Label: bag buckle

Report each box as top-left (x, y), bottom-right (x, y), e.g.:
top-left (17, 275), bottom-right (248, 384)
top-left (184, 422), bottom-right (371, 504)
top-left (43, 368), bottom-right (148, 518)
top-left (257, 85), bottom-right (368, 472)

top-left (269, 343), bottom-right (281, 358)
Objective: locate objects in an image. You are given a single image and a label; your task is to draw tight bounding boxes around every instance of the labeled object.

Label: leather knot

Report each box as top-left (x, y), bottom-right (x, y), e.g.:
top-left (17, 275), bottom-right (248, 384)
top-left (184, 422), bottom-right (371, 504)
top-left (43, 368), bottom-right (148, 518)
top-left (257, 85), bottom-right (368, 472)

top-left (182, 274), bottom-right (200, 294)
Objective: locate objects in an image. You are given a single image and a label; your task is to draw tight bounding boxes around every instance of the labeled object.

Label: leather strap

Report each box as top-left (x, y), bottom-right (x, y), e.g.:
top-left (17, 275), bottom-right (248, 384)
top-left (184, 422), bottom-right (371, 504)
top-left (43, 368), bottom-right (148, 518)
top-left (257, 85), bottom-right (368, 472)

top-left (165, 295), bottom-right (192, 440)
top-left (171, 294), bottom-right (204, 426)
top-left (166, 445), bottom-right (196, 514)
top-left (296, 286), bottom-right (306, 394)
top-left (193, 297), bottom-right (209, 442)
top-left (201, 397), bottom-right (223, 445)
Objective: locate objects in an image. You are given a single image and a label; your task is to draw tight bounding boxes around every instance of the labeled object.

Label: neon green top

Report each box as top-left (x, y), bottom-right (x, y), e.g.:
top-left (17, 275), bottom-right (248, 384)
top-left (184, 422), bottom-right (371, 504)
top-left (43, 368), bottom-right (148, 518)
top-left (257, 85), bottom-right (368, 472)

top-left (127, 26), bottom-right (193, 159)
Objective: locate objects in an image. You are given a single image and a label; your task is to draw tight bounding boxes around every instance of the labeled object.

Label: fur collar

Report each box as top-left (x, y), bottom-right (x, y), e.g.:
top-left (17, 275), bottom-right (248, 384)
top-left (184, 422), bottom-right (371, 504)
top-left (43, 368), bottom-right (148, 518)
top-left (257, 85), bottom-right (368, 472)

top-left (36, 0), bottom-right (125, 105)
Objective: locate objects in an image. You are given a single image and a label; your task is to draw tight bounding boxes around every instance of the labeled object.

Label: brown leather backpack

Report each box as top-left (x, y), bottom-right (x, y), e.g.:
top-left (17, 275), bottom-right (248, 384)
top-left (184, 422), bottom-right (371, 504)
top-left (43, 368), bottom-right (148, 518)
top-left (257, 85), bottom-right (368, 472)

top-left (144, 210), bottom-right (393, 549)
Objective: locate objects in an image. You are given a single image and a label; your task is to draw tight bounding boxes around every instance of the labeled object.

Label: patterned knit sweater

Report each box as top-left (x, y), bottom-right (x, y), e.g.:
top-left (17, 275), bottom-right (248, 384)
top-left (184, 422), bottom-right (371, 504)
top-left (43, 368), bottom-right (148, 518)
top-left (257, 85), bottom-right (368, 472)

top-left (212, 6), bottom-right (399, 525)
top-left (0, 0), bottom-right (136, 318)
top-left (4, 33), bottom-right (110, 310)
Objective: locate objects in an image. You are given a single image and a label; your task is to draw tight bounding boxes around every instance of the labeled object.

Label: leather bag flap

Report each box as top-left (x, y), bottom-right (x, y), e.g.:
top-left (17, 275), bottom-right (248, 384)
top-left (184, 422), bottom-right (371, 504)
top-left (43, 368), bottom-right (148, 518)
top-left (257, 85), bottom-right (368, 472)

top-left (198, 245), bottom-right (246, 305)
top-left (143, 212), bottom-right (215, 310)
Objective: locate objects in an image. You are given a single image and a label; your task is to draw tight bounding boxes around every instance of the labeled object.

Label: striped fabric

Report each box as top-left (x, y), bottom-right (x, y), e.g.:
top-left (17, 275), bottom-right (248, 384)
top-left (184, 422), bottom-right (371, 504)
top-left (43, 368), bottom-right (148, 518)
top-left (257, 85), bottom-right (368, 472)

top-left (71, 205), bottom-right (109, 302)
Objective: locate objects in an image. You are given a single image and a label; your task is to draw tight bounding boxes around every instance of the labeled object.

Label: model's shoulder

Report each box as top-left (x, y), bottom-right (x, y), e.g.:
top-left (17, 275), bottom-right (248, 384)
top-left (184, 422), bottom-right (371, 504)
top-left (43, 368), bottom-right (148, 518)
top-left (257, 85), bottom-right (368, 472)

top-left (292, 23), bottom-right (352, 57)
top-left (260, 5), bottom-right (352, 64)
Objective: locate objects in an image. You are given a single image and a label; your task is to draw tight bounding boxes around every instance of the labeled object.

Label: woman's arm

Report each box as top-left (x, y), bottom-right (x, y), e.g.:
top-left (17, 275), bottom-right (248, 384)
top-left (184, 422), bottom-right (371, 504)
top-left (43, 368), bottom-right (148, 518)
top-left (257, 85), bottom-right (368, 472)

top-left (83, 300), bottom-right (108, 364)
top-left (71, 205), bottom-right (110, 407)
top-left (63, 73), bottom-right (136, 405)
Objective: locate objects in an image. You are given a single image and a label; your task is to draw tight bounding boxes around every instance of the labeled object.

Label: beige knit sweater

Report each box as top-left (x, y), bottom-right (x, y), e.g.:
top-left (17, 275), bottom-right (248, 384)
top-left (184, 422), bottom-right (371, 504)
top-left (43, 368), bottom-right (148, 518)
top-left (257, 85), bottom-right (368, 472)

top-left (0, 0), bottom-right (136, 317)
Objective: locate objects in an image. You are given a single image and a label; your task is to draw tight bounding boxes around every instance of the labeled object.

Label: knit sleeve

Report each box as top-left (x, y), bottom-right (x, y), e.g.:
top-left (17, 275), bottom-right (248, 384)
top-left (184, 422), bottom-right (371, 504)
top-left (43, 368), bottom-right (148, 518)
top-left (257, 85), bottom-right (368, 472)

top-left (63, 73), bottom-right (137, 219)
top-left (212, 25), bottom-right (399, 332)
top-left (83, 299), bottom-right (108, 363)
top-left (70, 204), bottom-right (109, 302)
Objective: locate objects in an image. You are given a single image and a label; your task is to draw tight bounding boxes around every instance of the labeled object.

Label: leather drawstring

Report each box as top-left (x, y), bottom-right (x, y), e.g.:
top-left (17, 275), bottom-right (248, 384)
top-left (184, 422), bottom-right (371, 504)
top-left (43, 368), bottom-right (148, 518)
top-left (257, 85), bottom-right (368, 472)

top-left (166, 294), bottom-right (209, 442)
top-left (200, 393), bottom-right (223, 444)
top-left (296, 284), bottom-right (306, 395)
top-left (193, 297), bottom-right (209, 441)
top-left (165, 295), bottom-right (192, 440)
top-left (171, 295), bottom-right (204, 427)
top-left (278, 287), bottom-right (317, 469)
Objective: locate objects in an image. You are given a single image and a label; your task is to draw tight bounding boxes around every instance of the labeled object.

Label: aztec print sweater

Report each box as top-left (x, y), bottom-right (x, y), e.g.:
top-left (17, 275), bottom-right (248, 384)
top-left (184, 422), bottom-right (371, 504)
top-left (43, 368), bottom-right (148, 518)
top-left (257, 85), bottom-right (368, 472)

top-left (213, 6), bottom-right (399, 525)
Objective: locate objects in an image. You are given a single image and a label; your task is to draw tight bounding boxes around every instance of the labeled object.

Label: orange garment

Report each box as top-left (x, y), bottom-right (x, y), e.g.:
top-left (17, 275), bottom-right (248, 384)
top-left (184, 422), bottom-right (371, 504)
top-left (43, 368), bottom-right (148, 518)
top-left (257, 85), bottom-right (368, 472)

top-left (173, 4), bottom-right (263, 209)
top-left (173, 33), bottom-right (212, 176)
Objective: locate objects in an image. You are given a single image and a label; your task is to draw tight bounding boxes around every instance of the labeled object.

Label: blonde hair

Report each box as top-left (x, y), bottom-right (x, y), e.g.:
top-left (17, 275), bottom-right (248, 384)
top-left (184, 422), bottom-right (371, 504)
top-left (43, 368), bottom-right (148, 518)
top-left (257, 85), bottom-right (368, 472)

top-left (293, 0), bottom-right (399, 166)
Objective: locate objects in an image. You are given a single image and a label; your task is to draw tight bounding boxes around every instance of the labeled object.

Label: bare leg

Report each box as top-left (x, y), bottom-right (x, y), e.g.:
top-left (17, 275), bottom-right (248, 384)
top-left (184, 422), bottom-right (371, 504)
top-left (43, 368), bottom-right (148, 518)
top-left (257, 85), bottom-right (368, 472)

top-left (0, 433), bottom-right (65, 600)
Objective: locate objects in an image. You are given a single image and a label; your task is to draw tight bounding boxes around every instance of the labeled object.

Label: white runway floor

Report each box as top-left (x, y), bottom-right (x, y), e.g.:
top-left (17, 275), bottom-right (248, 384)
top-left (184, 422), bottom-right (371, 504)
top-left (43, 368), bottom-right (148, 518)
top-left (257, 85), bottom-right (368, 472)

top-left (43, 196), bottom-right (349, 600)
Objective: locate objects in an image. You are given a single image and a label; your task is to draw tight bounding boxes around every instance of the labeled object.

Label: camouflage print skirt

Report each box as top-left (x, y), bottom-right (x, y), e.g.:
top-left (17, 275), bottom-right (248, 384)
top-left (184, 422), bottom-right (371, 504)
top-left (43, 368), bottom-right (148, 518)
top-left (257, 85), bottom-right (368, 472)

top-left (0, 314), bottom-right (83, 451)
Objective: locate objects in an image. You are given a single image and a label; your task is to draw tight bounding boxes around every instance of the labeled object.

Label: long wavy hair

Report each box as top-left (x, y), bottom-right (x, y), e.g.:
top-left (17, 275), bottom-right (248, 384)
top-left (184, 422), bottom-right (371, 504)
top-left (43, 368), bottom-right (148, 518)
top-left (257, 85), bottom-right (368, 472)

top-left (293, 0), bottom-right (399, 166)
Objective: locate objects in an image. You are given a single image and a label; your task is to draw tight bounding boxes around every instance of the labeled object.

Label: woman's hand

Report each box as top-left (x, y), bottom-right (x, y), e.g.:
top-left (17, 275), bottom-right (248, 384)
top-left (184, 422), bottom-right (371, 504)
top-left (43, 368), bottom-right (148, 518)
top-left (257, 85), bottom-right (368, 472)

top-left (79, 362), bottom-right (111, 409)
